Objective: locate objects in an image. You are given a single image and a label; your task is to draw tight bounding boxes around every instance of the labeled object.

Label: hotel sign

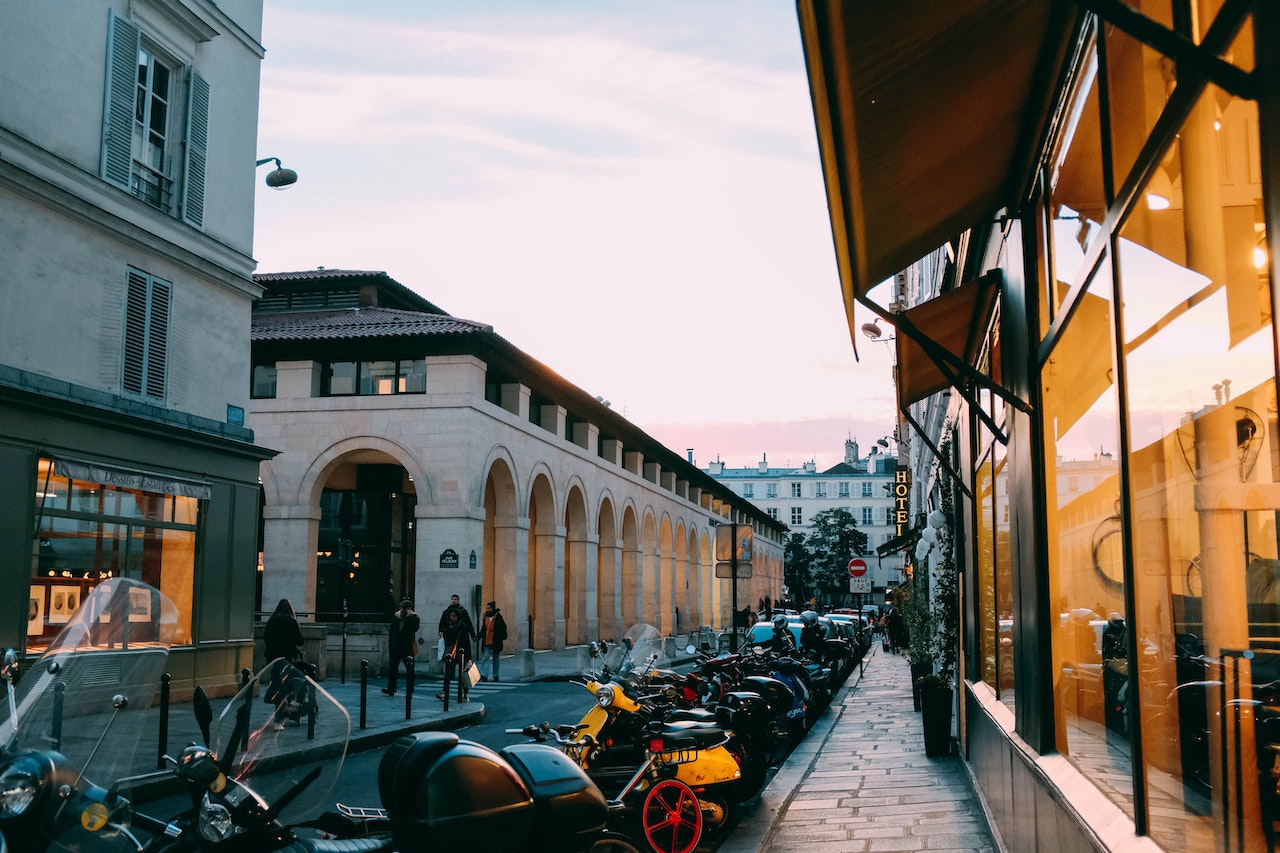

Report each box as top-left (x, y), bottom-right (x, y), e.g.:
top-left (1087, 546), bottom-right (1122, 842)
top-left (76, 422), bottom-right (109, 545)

top-left (893, 466), bottom-right (911, 537)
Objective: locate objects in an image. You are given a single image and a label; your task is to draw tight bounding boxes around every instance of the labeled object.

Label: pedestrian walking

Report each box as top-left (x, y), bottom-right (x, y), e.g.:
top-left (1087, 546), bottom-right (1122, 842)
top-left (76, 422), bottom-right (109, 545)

top-left (438, 608), bottom-right (477, 703)
top-left (382, 598), bottom-right (420, 697)
top-left (479, 601), bottom-right (508, 682)
top-left (263, 598), bottom-right (304, 731)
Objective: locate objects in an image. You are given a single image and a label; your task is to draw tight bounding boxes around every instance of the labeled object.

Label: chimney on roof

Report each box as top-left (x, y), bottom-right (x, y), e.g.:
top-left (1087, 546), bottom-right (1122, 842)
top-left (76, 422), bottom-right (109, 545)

top-left (359, 284), bottom-right (378, 308)
top-left (758, 453), bottom-right (768, 473)
top-left (845, 438), bottom-right (859, 465)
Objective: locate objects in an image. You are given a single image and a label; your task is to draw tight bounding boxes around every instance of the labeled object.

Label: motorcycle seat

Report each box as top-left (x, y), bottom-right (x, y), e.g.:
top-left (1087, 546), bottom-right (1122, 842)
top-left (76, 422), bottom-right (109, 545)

top-left (664, 707), bottom-right (717, 724)
top-left (656, 721), bottom-right (729, 750)
top-left (312, 837), bottom-right (397, 853)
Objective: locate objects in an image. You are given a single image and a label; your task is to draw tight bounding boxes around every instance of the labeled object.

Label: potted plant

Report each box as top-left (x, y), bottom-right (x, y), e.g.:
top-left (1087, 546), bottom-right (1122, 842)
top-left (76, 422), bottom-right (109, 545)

top-left (917, 671), bottom-right (953, 756)
top-left (919, 450), bottom-right (960, 756)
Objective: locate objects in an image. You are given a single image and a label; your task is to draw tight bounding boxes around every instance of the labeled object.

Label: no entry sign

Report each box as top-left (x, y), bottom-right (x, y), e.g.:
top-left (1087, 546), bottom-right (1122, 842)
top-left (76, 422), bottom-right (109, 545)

top-left (848, 558), bottom-right (868, 578)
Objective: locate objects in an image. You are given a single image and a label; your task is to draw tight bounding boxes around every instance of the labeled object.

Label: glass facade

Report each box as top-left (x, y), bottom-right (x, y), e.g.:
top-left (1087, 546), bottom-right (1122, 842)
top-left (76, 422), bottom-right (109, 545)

top-left (31, 457), bottom-right (199, 650)
top-left (1031, 6), bottom-right (1275, 846)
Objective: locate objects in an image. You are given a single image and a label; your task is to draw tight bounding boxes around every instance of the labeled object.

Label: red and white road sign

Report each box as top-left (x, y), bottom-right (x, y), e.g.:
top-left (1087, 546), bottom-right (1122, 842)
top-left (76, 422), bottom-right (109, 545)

top-left (848, 558), bottom-right (868, 578)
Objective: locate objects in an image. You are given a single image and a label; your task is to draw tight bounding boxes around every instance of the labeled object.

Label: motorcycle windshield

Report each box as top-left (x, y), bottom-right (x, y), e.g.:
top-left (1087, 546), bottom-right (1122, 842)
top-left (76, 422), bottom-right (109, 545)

top-left (609, 623), bottom-right (670, 679)
top-left (2, 577), bottom-right (177, 790)
top-left (209, 660), bottom-right (349, 825)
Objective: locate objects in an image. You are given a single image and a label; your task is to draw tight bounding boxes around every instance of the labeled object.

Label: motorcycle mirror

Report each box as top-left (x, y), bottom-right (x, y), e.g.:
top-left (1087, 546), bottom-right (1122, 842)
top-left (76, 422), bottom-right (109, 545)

top-left (193, 685), bottom-right (213, 746)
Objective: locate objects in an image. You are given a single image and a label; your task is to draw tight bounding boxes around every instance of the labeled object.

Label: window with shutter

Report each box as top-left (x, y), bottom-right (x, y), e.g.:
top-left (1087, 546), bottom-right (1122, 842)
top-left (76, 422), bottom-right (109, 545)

top-left (122, 268), bottom-right (171, 402)
top-left (101, 11), bottom-right (209, 227)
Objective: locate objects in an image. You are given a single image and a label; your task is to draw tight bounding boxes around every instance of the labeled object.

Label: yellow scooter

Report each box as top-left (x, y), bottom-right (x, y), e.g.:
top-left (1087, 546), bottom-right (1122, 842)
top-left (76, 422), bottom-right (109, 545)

top-left (562, 624), bottom-right (757, 835)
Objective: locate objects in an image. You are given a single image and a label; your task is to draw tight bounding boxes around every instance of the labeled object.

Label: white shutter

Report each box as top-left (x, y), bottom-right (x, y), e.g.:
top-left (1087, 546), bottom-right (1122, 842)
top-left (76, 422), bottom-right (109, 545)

top-left (101, 11), bottom-right (139, 191)
top-left (181, 70), bottom-right (209, 228)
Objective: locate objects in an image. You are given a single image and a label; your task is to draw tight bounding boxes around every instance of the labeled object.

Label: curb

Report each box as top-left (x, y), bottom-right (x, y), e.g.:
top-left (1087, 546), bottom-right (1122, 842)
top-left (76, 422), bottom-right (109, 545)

top-left (130, 704), bottom-right (486, 804)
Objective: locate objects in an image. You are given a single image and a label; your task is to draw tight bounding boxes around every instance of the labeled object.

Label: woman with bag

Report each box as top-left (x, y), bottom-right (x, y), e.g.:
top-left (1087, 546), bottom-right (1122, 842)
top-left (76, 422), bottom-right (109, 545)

top-left (438, 607), bottom-right (477, 703)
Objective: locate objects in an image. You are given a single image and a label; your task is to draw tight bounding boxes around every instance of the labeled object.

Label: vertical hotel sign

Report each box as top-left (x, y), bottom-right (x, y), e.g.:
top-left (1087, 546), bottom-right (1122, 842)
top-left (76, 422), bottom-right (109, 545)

top-left (893, 465), bottom-right (911, 537)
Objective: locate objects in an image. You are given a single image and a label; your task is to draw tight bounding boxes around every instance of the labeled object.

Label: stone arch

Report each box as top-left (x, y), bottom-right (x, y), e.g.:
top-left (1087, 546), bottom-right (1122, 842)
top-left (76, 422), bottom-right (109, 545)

top-left (642, 510), bottom-right (659, 629)
top-left (528, 472), bottom-right (559, 649)
top-left (483, 456), bottom-right (520, 647)
top-left (261, 435), bottom-right (424, 621)
top-left (563, 483), bottom-right (589, 645)
top-left (596, 494), bottom-right (620, 640)
top-left (621, 503), bottom-right (640, 629)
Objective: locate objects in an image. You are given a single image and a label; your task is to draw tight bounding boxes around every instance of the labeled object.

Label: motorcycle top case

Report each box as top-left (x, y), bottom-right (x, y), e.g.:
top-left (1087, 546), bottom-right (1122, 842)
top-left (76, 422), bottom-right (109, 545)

top-left (498, 743), bottom-right (609, 847)
top-left (716, 690), bottom-right (771, 735)
top-left (741, 675), bottom-right (798, 715)
top-left (379, 732), bottom-right (536, 851)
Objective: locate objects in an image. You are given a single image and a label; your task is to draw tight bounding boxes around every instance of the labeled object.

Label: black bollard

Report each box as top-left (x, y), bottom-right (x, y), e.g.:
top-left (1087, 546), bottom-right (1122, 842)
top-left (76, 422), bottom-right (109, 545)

top-left (441, 658), bottom-right (450, 713)
top-left (404, 655), bottom-right (414, 720)
top-left (359, 659), bottom-right (368, 730)
top-left (156, 672), bottom-right (171, 769)
top-left (306, 681), bottom-right (317, 740)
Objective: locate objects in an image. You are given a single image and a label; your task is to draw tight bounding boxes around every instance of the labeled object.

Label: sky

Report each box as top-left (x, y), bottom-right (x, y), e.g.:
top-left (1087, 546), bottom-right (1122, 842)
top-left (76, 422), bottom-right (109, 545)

top-left (251, 0), bottom-right (899, 471)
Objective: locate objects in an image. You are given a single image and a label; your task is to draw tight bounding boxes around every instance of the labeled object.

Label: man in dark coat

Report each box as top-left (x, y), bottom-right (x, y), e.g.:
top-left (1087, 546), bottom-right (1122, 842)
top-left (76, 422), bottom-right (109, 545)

top-left (382, 599), bottom-right (420, 697)
top-left (439, 607), bottom-right (477, 703)
top-left (479, 601), bottom-right (509, 682)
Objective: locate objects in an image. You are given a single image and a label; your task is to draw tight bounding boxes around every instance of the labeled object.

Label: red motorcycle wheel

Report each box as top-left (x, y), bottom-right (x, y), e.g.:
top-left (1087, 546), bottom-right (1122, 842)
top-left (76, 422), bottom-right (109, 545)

top-left (641, 778), bottom-right (703, 853)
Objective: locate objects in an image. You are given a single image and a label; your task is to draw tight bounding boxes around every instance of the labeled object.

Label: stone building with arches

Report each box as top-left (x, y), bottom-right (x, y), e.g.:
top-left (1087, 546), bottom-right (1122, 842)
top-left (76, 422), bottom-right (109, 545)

top-left (249, 269), bottom-right (785, 662)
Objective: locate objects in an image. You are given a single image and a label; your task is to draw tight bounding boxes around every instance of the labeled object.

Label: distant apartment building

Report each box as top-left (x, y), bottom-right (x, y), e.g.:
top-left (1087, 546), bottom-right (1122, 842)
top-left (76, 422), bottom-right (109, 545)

top-left (704, 438), bottom-right (901, 604)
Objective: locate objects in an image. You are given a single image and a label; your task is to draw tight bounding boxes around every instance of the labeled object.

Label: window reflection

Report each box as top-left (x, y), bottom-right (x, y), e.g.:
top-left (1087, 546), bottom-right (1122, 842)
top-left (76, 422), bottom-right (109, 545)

top-left (1118, 80), bottom-right (1274, 852)
top-left (1043, 263), bottom-right (1131, 819)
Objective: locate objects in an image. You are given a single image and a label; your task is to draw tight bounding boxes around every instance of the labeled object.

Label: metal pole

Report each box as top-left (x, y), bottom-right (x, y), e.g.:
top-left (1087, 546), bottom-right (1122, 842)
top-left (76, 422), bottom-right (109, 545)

top-left (730, 522), bottom-right (739, 645)
top-left (156, 672), bottom-right (171, 769)
top-left (359, 659), bottom-right (368, 730)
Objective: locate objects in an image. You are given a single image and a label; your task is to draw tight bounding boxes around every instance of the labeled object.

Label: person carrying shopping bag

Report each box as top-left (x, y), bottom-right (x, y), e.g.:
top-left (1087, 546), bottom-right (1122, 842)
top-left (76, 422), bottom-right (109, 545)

top-left (479, 601), bottom-right (508, 682)
top-left (438, 607), bottom-right (476, 703)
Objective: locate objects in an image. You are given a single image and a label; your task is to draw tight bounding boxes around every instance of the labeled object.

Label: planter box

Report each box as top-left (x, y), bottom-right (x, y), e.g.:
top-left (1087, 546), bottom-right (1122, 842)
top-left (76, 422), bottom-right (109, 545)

top-left (920, 684), bottom-right (953, 757)
top-left (909, 660), bottom-right (933, 711)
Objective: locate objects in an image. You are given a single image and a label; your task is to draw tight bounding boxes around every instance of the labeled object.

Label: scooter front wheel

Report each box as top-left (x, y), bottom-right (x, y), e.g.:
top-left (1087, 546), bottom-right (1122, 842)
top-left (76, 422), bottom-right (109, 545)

top-left (589, 830), bottom-right (645, 853)
top-left (641, 778), bottom-right (703, 853)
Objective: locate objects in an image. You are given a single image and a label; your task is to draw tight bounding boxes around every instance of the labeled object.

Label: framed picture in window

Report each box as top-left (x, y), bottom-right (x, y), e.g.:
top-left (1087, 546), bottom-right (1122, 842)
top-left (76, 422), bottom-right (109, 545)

top-left (128, 586), bottom-right (152, 623)
top-left (48, 585), bottom-right (81, 624)
top-left (27, 589), bottom-right (44, 635)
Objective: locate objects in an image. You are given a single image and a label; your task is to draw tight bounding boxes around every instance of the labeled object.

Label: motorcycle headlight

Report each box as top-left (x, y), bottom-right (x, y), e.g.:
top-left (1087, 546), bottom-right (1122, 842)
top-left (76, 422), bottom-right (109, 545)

top-left (197, 799), bottom-right (235, 842)
top-left (595, 685), bottom-right (617, 708)
top-left (0, 757), bottom-right (44, 818)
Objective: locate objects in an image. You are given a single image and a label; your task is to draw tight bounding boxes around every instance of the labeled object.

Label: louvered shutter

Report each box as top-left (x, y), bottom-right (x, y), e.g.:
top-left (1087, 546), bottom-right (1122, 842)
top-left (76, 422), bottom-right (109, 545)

top-left (181, 70), bottom-right (209, 228)
top-left (101, 11), bottom-right (139, 191)
top-left (145, 279), bottom-right (171, 399)
top-left (122, 270), bottom-right (149, 395)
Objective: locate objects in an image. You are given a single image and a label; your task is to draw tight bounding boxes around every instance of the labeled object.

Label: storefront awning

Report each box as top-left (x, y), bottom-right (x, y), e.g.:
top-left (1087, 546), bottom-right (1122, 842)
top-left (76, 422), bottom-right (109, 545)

top-left (896, 272), bottom-right (1000, 409)
top-left (50, 457), bottom-right (212, 500)
top-left (796, 0), bottom-right (1074, 342)
top-left (877, 527), bottom-right (920, 559)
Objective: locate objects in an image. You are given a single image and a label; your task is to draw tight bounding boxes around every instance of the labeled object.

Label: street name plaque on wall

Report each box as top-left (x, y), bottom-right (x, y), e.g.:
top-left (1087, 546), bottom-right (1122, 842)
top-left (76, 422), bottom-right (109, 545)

top-left (439, 549), bottom-right (459, 569)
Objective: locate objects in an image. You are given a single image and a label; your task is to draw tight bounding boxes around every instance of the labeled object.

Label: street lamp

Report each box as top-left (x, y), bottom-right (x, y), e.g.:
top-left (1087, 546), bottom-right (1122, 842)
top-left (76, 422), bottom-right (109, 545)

top-left (256, 156), bottom-right (298, 189)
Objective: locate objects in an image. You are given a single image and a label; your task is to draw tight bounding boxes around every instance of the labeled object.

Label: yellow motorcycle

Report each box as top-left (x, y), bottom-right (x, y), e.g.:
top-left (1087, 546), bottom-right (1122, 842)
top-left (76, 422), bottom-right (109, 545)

top-left (563, 624), bottom-right (765, 836)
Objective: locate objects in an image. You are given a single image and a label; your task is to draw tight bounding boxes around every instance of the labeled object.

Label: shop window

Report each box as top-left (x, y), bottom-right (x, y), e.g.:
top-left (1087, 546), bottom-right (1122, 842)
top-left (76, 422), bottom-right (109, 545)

top-left (1042, 263), bottom-right (1130, 819)
top-left (30, 457), bottom-right (198, 651)
top-left (1117, 80), bottom-right (1272, 852)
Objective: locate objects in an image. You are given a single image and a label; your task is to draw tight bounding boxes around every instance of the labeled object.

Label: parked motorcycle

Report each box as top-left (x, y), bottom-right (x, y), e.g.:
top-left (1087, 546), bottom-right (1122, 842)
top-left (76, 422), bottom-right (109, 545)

top-left (551, 624), bottom-right (769, 835)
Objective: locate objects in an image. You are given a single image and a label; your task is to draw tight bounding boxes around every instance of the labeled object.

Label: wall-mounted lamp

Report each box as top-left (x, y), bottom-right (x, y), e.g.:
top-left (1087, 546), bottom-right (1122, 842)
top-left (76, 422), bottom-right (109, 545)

top-left (256, 156), bottom-right (298, 189)
top-left (860, 321), bottom-right (894, 342)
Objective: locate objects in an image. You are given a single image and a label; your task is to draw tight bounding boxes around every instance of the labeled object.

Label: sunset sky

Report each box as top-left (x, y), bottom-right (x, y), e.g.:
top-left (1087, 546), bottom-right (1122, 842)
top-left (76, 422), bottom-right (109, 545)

top-left (251, 1), bottom-right (899, 470)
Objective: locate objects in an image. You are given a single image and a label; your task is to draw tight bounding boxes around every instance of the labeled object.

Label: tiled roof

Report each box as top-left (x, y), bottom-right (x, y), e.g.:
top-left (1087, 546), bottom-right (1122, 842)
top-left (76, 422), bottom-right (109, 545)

top-left (254, 269), bottom-right (385, 282)
top-left (252, 307), bottom-right (491, 342)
